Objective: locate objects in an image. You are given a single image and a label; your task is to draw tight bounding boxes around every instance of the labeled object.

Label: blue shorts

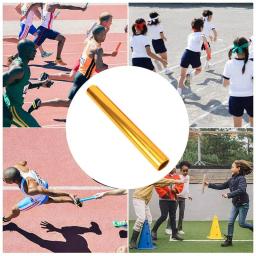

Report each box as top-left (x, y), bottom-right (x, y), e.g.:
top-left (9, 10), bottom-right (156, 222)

top-left (34, 26), bottom-right (59, 47)
top-left (152, 39), bottom-right (167, 54)
top-left (18, 24), bottom-right (37, 40)
top-left (17, 182), bottom-right (49, 211)
top-left (180, 49), bottom-right (201, 69)
top-left (229, 96), bottom-right (253, 117)
top-left (132, 57), bottom-right (155, 71)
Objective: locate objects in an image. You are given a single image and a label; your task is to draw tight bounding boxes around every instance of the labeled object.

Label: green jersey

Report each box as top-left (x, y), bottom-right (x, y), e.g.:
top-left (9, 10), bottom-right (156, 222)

top-left (4, 57), bottom-right (31, 107)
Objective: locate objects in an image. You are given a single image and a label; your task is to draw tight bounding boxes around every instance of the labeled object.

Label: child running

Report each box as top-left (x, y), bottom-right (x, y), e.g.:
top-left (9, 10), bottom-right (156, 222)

top-left (202, 10), bottom-right (218, 69)
top-left (147, 12), bottom-right (170, 74)
top-left (204, 160), bottom-right (253, 247)
top-left (4, 3), bottom-right (52, 65)
top-left (3, 161), bottom-right (82, 223)
top-left (223, 37), bottom-right (253, 127)
top-left (178, 18), bottom-right (208, 97)
top-left (129, 177), bottom-right (183, 249)
top-left (130, 18), bottom-right (167, 71)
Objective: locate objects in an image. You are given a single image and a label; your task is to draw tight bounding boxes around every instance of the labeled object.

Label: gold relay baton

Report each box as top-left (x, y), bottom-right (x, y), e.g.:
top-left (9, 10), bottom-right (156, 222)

top-left (86, 85), bottom-right (169, 170)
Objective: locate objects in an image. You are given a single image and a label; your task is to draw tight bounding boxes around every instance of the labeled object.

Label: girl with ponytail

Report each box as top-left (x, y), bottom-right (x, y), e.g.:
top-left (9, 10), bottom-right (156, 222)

top-left (223, 37), bottom-right (253, 127)
top-left (130, 18), bottom-right (167, 71)
top-left (204, 160), bottom-right (253, 247)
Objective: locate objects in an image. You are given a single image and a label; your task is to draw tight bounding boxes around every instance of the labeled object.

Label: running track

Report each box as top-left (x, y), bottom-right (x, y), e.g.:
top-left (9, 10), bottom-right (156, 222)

top-left (3, 128), bottom-right (128, 252)
top-left (3, 4), bottom-right (128, 127)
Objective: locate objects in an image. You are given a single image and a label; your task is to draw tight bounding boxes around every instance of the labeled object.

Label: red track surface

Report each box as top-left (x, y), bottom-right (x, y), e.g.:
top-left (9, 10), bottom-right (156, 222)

top-left (3, 123), bottom-right (128, 252)
top-left (3, 4), bottom-right (128, 127)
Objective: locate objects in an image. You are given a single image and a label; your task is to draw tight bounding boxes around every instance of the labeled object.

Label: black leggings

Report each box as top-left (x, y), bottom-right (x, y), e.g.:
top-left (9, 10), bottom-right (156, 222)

top-left (68, 71), bottom-right (88, 100)
top-left (152, 200), bottom-right (177, 234)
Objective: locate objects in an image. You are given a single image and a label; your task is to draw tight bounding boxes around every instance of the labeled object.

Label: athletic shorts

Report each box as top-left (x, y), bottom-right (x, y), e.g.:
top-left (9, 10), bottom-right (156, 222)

top-left (72, 58), bottom-right (81, 73)
top-left (132, 57), bottom-right (155, 71)
top-left (17, 182), bottom-right (49, 211)
top-left (68, 71), bottom-right (88, 100)
top-left (152, 39), bottom-right (167, 54)
top-left (201, 41), bottom-right (211, 50)
top-left (180, 49), bottom-right (201, 69)
top-left (18, 24), bottom-right (37, 40)
top-left (34, 26), bottom-right (60, 47)
top-left (229, 96), bottom-right (253, 117)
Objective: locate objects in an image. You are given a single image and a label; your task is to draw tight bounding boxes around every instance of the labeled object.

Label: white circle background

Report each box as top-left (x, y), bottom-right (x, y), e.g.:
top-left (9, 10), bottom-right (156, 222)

top-left (66, 66), bottom-right (189, 189)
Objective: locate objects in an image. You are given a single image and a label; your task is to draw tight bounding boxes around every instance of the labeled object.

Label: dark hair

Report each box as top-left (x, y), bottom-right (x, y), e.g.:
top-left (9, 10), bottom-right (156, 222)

top-left (234, 160), bottom-right (253, 176)
top-left (228, 37), bottom-right (249, 74)
top-left (179, 161), bottom-right (191, 169)
top-left (3, 167), bottom-right (21, 181)
top-left (99, 12), bottom-right (113, 23)
top-left (202, 10), bottom-right (213, 17)
top-left (132, 18), bottom-right (147, 35)
top-left (191, 18), bottom-right (204, 32)
top-left (148, 12), bottom-right (160, 26)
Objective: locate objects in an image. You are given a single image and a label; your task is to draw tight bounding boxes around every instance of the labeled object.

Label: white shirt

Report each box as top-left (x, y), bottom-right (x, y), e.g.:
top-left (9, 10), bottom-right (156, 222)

top-left (20, 3), bottom-right (34, 26)
top-left (41, 4), bottom-right (55, 29)
top-left (177, 175), bottom-right (190, 199)
top-left (186, 32), bottom-right (203, 52)
top-left (147, 24), bottom-right (163, 40)
top-left (202, 18), bottom-right (215, 39)
top-left (223, 59), bottom-right (253, 97)
top-left (249, 36), bottom-right (253, 59)
top-left (130, 35), bottom-right (151, 58)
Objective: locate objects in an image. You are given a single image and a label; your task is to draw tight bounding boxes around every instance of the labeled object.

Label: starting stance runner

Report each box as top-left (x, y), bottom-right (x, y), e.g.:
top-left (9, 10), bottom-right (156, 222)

top-left (5, 3), bottom-right (52, 65)
top-left (3, 39), bottom-right (53, 127)
top-left (27, 3), bottom-right (88, 66)
top-left (131, 18), bottom-right (167, 71)
top-left (3, 161), bottom-right (82, 223)
top-left (202, 10), bottom-right (217, 69)
top-left (41, 12), bottom-right (116, 82)
top-left (223, 37), bottom-right (253, 127)
top-left (177, 18), bottom-right (208, 97)
top-left (28, 25), bottom-right (108, 112)
top-left (204, 160), bottom-right (253, 247)
top-left (129, 177), bottom-right (184, 249)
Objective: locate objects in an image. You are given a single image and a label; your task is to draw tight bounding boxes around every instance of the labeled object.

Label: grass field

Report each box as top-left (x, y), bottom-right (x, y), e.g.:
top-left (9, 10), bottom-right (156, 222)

top-left (129, 220), bottom-right (253, 253)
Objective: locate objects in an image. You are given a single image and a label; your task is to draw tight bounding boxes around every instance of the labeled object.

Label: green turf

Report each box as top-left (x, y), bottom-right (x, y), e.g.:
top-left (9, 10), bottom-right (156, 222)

top-left (129, 220), bottom-right (253, 253)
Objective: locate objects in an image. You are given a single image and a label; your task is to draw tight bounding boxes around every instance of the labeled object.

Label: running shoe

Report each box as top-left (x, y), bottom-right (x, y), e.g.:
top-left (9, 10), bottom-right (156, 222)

top-left (178, 230), bottom-right (185, 235)
top-left (28, 98), bottom-right (42, 113)
top-left (54, 58), bottom-right (67, 66)
top-left (39, 72), bottom-right (49, 81)
top-left (74, 197), bottom-right (83, 207)
top-left (41, 51), bottom-right (53, 58)
top-left (165, 228), bottom-right (172, 235)
top-left (163, 67), bottom-right (173, 75)
top-left (170, 234), bottom-right (184, 241)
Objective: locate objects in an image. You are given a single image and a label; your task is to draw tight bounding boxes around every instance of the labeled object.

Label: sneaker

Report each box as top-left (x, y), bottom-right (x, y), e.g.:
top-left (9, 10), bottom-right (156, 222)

top-left (151, 231), bottom-right (157, 241)
top-left (165, 228), bottom-right (172, 235)
top-left (163, 67), bottom-right (173, 75)
top-left (28, 98), bottom-right (41, 114)
top-left (39, 72), bottom-right (49, 81)
top-left (41, 51), bottom-right (53, 58)
top-left (54, 58), bottom-right (67, 66)
top-left (74, 197), bottom-right (83, 207)
top-left (178, 230), bottom-right (185, 235)
top-left (184, 73), bottom-right (191, 88)
top-left (171, 234), bottom-right (184, 241)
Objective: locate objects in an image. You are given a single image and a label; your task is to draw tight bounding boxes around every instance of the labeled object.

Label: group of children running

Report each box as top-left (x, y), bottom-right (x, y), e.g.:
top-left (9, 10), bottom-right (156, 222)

top-left (3, 3), bottom-right (121, 127)
top-left (130, 9), bottom-right (253, 128)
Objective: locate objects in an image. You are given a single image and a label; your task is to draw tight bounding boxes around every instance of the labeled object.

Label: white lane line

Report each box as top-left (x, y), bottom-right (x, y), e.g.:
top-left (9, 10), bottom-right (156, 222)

top-left (181, 240), bottom-right (253, 242)
top-left (190, 99), bottom-right (228, 125)
top-left (4, 186), bottom-right (111, 191)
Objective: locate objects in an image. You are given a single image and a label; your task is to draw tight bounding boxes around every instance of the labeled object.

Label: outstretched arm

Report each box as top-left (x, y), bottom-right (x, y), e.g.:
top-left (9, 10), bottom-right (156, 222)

top-left (94, 189), bottom-right (127, 198)
top-left (49, 3), bottom-right (88, 11)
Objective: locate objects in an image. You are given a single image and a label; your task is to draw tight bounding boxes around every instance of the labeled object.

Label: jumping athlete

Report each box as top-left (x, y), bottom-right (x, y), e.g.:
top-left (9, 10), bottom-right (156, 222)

top-left (204, 160), bottom-right (253, 247)
top-left (131, 18), bottom-right (167, 71)
top-left (223, 37), bottom-right (253, 127)
top-left (4, 3), bottom-right (52, 66)
top-left (28, 3), bottom-right (88, 66)
top-left (3, 39), bottom-right (53, 127)
top-left (3, 161), bottom-right (82, 223)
